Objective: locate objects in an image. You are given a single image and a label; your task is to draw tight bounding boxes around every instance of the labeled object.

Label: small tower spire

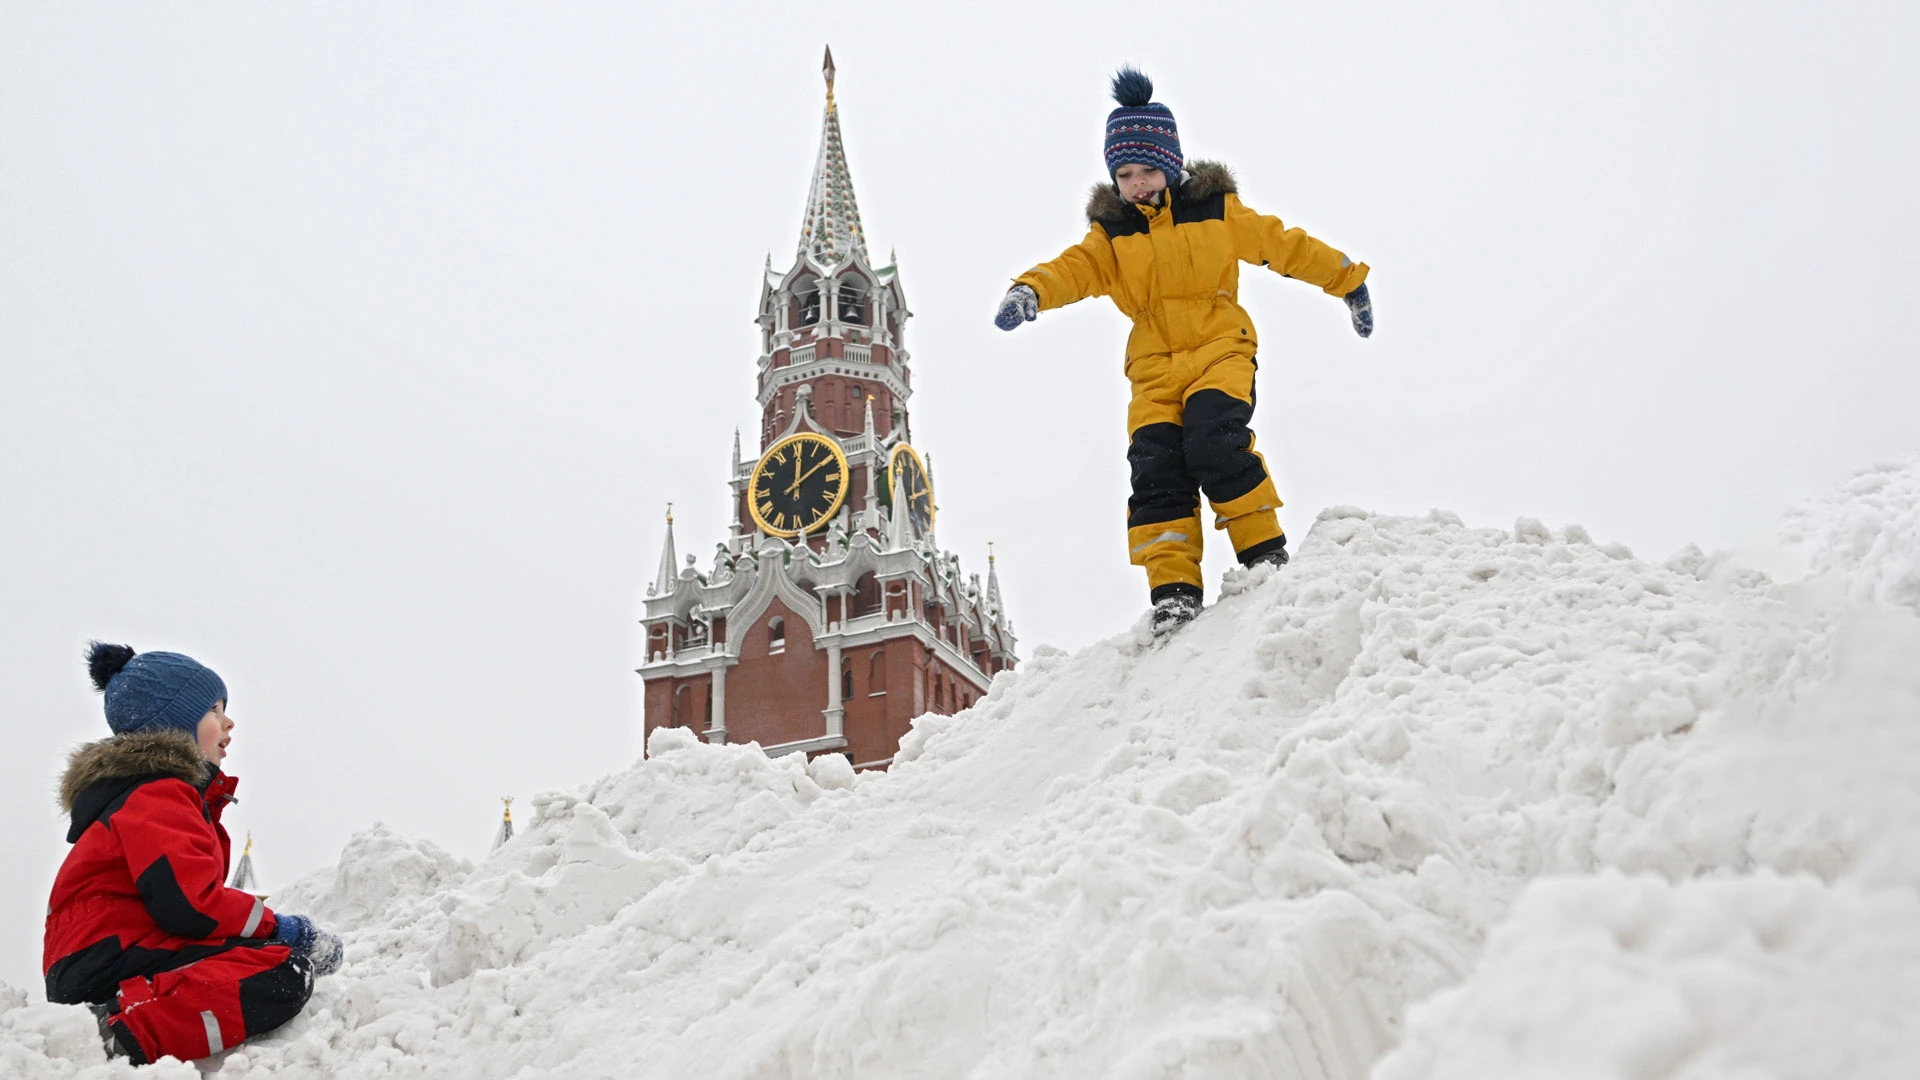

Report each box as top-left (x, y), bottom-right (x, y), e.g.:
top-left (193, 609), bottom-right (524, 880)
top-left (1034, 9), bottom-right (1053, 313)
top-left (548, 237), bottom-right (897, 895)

top-left (986, 544), bottom-right (1004, 615)
top-left (887, 462), bottom-right (914, 551)
top-left (492, 796), bottom-right (515, 851)
top-left (651, 504), bottom-right (679, 596)
top-left (228, 832), bottom-right (261, 893)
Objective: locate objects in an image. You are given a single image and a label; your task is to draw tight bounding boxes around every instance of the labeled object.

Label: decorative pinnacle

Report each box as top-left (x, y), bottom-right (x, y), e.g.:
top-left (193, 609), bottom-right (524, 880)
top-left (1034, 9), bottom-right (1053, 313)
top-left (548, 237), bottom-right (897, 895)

top-left (823, 45), bottom-right (836, 104)
top-left (666, 502), bottom-right (674, 525)
top-left (242, 832), bottom-right (253, 857)
top-left (501, 796), bottom-right (514, 823)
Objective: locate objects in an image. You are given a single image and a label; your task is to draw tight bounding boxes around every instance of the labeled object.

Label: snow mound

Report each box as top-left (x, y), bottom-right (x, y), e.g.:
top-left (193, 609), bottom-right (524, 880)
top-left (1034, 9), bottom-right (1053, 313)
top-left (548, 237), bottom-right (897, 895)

top-left (1375, 872), bottom-right (1920, 1080)
top-left (1783, 454), bottom-right (1920, 613)
top-left (8, 461), bottom-right (1920, 1078)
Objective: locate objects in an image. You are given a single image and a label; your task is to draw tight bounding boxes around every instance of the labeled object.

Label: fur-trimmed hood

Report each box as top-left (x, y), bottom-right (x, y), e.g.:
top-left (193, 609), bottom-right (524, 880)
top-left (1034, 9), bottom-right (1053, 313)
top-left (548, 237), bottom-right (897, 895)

top-left (59, 730), bottom-right (209, 815)
top-left (1086, 159), bottom-right (1238, 225)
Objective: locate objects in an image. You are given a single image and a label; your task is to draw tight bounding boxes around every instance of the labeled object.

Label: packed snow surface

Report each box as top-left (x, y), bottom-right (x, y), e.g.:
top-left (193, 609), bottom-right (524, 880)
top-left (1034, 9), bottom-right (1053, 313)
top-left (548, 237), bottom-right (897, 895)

top-left (7, 458), bottom-right (1919, 1078)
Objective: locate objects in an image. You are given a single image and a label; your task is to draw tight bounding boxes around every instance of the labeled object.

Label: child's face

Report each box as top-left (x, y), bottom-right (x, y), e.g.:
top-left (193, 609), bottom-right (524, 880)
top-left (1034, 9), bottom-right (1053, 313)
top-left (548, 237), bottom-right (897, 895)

top-left (196, 702), bottom-right (234, 766)
top-left (1114, 163), bottom-right (1169, 204)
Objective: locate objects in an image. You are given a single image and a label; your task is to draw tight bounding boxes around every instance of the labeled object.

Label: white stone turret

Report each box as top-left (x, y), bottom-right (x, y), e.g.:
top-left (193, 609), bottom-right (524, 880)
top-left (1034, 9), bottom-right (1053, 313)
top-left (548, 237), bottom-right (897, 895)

top-left (887, 461), bottom-right (914, 552)
top-left (986, 546), bottom-right (1004, 616)
top-left (650, 506), bottom-right (678, 597)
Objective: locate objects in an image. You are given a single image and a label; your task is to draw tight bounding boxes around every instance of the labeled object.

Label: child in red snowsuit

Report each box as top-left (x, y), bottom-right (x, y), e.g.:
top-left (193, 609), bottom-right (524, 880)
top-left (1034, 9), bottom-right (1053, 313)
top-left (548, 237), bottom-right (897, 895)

top-left (45, 643), bottom-right (342, 1064)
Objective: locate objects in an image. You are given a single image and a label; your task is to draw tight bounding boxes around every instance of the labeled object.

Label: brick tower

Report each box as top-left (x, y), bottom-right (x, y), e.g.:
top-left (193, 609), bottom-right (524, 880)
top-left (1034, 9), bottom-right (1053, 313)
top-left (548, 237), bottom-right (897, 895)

top-left (637, 49), bottom-right (1018, 769)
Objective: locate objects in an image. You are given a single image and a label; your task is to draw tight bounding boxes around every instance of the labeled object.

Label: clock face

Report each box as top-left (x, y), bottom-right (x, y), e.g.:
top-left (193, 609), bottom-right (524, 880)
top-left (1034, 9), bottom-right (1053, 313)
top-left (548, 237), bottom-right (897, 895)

top-left (749, 433), bottom-right (850, 538)
top-left (888, 444), bottom-right (935, 539)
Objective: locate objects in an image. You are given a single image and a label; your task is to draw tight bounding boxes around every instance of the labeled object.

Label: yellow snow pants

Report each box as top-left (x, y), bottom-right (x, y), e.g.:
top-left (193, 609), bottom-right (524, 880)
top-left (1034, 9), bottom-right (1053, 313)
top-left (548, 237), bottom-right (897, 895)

top-left (1124, 339), bottom-right (1286, 600)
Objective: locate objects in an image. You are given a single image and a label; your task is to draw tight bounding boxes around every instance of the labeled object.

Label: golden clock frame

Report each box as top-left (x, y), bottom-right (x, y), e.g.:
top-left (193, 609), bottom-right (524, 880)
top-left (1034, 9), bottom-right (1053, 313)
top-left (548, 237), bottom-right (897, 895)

top-left (748, 432), bottom-right (852, 538)
top-left (888, 443), bottom-right (936, 534)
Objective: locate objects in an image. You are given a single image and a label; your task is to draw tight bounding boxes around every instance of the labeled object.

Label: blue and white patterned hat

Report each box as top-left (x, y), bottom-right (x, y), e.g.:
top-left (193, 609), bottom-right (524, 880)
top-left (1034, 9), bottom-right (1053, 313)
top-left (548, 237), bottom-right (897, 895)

top-left (1104, 68), bottom-right (1182, 184)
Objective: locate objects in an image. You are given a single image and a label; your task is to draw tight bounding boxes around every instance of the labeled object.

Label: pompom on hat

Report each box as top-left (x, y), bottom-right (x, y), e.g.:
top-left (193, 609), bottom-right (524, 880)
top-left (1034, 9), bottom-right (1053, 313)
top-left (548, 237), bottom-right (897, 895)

top-left (1103, 68), bottom-right (1183, 184)
top-left (87, 642), bottom-right (227, 738)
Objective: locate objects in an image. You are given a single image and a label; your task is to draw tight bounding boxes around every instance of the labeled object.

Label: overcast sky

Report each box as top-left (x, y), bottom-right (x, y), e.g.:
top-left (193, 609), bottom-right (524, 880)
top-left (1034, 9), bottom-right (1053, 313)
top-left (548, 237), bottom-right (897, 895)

top-left (3, 1), bottom-right (1916, 988)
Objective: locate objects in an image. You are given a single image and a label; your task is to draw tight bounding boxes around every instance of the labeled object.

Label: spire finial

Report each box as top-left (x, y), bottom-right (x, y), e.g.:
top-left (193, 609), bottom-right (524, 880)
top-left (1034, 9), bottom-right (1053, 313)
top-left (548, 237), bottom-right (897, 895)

top-left (823, 45), bottom-right (837, 105)
top-left (493, 796), bottom-right (515, 851)
top-left (666, 502), bottom-right (674, 525)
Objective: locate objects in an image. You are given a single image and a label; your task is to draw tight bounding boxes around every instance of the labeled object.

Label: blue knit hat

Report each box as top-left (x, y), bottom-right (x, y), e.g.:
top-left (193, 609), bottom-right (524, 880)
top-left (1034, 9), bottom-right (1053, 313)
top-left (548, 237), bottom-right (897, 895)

top-left (1104, 68), bottom-right (1182, 185)
top-left (87, 642), bottom-right (228, 737)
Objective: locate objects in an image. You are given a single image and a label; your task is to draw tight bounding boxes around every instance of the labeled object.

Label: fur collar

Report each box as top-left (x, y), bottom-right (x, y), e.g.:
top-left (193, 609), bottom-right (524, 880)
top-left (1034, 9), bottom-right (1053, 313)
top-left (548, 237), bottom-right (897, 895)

top-left (1086, 159), bottom-right (1238, 225)
top-left (58, 730), bottom-right (208, 813)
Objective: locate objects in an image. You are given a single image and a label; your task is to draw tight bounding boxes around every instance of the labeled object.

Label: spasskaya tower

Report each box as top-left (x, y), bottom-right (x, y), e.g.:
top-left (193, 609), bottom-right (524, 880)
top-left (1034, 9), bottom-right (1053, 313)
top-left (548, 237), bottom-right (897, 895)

top-left (637, 49), bottom-right (1018, 768)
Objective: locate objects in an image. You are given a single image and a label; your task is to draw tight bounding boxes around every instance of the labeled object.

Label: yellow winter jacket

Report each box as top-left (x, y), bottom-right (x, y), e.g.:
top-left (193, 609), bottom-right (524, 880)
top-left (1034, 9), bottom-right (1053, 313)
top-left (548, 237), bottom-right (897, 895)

top-left (1015, 161), bottom-right (1368, 363)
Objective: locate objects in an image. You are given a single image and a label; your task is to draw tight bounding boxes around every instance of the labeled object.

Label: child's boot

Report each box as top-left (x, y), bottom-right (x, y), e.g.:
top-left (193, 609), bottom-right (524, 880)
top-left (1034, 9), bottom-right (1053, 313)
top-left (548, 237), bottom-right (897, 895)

top-left (1238, 534), bottom-right (1288, 571)
top-left (1149, 587), bottom-right (1203, 636)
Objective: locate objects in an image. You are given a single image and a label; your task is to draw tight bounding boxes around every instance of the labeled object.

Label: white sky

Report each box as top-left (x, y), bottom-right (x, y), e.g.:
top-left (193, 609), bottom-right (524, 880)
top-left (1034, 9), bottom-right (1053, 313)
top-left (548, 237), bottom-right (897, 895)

top-left (3, 1), bottom-right (1916, 989)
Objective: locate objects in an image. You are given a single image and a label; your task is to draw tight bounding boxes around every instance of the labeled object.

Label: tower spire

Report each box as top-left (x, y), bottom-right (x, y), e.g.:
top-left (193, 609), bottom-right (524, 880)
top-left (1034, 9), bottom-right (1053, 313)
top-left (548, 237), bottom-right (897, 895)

top-left (651, 504), bottom-right (678, 595)
top-left (987, 544), bottom-right (1003, 614)
top-left (887, 462), bottom-right (914, 551)
top-left (797, 45), bottom-right (869, 266)
top-left (228, 832), bottom-right (260, 893)
top-left (492, 797), bottom-right (514, 851)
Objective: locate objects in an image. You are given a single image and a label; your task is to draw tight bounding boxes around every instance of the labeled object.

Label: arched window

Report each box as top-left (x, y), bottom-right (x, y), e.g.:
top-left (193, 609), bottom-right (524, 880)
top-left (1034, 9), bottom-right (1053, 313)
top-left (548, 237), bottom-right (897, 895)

top-left (795, 277), bottom-right (822, 326)
top-left (838, 279), bottom-right (868, 325)
top-left (672, 685), bottom-right (691, 728)
top-left (851, 572), bottom-right (881, 618)
top-left (868, 650), bottom-right (887, 696)
top-left (841, 658), bottom-right (854, 702)
top-left (768, 616), bottom-right (786, 653)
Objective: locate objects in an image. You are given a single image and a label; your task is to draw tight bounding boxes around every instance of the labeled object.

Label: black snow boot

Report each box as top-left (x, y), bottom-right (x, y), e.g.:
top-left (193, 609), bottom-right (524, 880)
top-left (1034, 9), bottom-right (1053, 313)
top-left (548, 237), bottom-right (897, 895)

top-left (1238, 534), bottom-right (1289, 571)
top-left (87, 1002), bottom-right (137, 1061)
top-left (1149, 585), bottom-right (1203, 636)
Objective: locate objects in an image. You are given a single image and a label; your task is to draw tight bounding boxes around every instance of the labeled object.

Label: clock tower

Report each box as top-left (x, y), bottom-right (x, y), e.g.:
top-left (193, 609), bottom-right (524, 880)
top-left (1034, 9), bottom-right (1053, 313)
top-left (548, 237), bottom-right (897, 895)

top-left (637, 49), bottom-right (1018, 769)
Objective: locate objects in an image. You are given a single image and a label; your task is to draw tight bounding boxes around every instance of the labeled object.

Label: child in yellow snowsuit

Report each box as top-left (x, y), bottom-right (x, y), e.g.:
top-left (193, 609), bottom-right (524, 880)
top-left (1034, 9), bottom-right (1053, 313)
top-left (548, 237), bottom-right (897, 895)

top-left (995, 68), bottom-right (1373, 633)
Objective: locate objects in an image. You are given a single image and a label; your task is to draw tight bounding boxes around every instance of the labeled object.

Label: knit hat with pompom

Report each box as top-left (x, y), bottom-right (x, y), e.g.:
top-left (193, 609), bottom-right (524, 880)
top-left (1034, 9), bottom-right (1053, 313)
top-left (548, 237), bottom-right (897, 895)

top-left (87, 642), bottom-right (227, 737)
top-left (1103, 68), bottom-right (1182, 184)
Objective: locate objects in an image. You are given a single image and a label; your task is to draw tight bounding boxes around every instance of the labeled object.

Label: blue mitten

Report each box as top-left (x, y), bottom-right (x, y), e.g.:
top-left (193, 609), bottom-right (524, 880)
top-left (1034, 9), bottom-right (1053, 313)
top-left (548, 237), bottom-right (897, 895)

top-left (994, 284), bottom-right (1039, 331)
top-left (270, 912), bottom-right (312, 950)
top-left (271, 913), bottom-right (344, 977)
top-left (1345, 283), bottom-right (1373, 338)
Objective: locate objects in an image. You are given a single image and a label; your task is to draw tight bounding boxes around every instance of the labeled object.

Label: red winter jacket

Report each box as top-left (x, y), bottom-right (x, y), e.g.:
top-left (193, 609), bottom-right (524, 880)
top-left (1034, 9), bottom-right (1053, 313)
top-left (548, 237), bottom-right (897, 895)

top-left (44, 730), bottom-right (280, 1004)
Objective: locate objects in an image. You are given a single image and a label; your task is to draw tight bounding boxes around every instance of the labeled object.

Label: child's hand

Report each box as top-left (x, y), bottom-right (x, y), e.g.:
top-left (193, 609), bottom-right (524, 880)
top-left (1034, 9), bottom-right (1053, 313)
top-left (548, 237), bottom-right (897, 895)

top-left (272, 912), bottom-right (345, 977)
top-left (994, 285), bottom-right (1039, 331)
top-left (306, 926), bottom-right (344, 977)
top-left (1345, 283), bottom-right (1373, 338)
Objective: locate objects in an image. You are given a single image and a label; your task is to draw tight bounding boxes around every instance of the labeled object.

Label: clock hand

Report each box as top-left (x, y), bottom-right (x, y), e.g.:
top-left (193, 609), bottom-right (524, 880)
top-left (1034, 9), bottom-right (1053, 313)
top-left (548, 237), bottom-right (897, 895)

top-left (787, 455), bottom-right (838, 495)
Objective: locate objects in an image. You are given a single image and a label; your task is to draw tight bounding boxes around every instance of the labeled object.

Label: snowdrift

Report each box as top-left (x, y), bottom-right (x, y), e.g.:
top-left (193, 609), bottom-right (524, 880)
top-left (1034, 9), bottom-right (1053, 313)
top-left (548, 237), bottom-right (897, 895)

top-left (6, 459), bottom-right (1918, 1079)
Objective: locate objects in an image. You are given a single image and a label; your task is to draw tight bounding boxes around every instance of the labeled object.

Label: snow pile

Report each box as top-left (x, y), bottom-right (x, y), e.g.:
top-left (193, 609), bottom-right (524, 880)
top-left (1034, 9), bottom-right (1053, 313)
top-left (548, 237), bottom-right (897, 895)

top-left (1783, 454), bottom-right (1920, 613)
top-left (4, 461), bottom-right (1918, 1078)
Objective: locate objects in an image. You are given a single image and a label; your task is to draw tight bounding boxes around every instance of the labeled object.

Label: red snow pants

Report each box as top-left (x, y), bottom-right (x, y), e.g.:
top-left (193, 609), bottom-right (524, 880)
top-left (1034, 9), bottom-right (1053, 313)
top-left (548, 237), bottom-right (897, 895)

top-left (103, 944), bottom-right (312, 1064)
